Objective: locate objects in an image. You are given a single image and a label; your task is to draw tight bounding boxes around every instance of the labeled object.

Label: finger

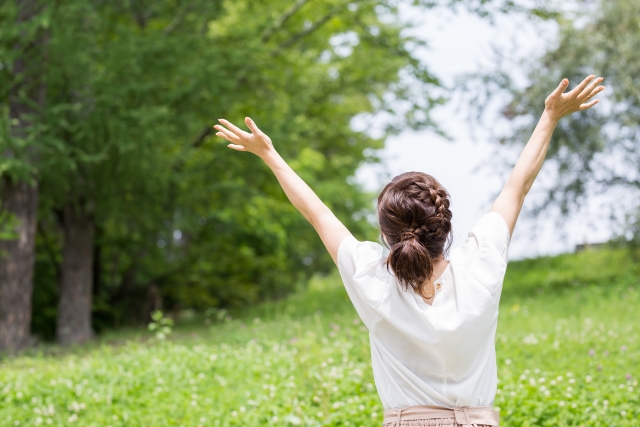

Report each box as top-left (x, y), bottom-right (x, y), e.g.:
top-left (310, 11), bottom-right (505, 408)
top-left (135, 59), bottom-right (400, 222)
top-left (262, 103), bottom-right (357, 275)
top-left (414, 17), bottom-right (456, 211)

top-left (568, 75), bottom-right (595, 97)
top-left (215, 131), bottom-right (237, 143)
top-left (583, 85), bottom-right (605, 102)
top-left (227, 144), bottom-right (246, 151)
top-left (218, 119), bottom-right (248, 138)
top-left (214, 125), bottom-right (240, 142)
top-left (578, 77), bottom-right (604, 100)
top-left (578, 99), bottom-right (599, 111)
top-left (550, 78), bottom-right (569, 98)
top-left (245, 117), bottom-right (261, 134)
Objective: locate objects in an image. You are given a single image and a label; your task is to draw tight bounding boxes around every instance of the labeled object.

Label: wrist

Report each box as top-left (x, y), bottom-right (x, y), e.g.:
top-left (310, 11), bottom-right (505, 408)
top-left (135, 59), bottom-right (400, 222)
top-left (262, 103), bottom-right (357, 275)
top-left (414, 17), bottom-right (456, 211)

top-left (540, 108), bottom-right (562, 126)
top-left (260, 147), bottom-right (281, 166)
top-left (541, 108), bottom-right (561, 126)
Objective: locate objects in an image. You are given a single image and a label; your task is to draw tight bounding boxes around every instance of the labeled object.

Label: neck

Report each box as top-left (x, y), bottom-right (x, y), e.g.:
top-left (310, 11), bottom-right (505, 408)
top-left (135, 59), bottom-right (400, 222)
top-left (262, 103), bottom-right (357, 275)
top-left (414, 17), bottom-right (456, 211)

top-left (430, 256), bottom-right (449, 282)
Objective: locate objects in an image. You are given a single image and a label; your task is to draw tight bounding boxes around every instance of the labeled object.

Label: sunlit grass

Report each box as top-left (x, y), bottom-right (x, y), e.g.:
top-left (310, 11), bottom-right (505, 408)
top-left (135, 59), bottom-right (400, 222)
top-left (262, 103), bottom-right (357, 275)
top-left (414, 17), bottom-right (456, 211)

top-left (1, 248), bottom-right (639, 426)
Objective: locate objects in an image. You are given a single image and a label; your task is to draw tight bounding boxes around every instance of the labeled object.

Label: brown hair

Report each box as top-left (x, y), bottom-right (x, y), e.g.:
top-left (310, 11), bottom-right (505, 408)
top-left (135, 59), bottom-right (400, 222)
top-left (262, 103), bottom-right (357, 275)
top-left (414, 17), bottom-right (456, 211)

top-left (377, 172), bottom-right (453, 299)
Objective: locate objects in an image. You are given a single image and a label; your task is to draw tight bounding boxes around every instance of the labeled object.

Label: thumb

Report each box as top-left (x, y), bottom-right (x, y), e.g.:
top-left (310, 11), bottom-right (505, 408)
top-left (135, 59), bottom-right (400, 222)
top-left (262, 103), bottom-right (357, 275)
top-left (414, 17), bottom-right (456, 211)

top-left (551, 78), bottom-right (569, 97)
top-left (245, 117), bottom-right (261, 134)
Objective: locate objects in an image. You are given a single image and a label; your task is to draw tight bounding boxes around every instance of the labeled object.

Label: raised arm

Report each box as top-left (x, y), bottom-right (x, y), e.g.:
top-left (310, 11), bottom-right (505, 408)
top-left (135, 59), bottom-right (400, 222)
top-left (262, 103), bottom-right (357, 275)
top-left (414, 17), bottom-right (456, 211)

top-left (214, 117), bottom-right (352, 265)
top-left (491, 75), bottom-right (605, 235)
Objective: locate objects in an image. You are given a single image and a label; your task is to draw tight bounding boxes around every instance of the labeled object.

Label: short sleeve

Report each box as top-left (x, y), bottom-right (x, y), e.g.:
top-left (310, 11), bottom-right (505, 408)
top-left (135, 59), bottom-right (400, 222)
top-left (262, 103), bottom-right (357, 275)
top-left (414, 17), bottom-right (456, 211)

top-left (453, 211), bottom-right (511, 295)
top-left (337, 235), bottom-right (392, 330)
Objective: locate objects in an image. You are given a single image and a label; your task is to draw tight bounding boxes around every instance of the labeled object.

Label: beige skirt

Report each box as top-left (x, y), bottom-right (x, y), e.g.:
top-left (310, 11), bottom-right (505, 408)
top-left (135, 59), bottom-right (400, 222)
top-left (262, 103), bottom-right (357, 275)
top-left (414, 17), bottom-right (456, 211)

top-left (382, 405), bottom-right (500, 427)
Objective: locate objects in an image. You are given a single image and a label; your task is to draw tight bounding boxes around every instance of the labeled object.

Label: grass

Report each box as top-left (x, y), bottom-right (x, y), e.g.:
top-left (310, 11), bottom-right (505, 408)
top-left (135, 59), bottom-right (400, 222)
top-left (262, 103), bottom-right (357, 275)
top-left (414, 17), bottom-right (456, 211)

top-left (1, 247), bottom-right (639, 426)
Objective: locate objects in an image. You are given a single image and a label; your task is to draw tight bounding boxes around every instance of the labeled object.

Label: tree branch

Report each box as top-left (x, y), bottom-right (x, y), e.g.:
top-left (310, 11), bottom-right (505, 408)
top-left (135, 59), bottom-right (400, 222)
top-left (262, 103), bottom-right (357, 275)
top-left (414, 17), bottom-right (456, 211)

top-left (261, 0), bottom-right (309, 42)
top-left (595, 176), bottom-right (640, 190)
top-left (271, 3), bottom-right (347, 56)
top-left (163, 1), bottom-right (200, 35)
top-left (192, 126), bottom-right (212, 148)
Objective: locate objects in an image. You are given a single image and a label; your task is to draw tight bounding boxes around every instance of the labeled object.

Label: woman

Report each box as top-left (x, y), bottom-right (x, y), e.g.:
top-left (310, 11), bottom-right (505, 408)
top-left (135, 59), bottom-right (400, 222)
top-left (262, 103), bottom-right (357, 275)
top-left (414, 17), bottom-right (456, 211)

top-left (214, 75), bottom-right (604, 427)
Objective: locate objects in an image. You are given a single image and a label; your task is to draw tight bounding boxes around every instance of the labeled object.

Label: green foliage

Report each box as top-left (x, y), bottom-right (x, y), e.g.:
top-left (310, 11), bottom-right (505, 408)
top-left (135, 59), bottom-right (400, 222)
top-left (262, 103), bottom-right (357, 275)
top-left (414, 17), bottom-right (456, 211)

top-left (1, 248), bottom-right (639, 426)
top-left (147, 310), bottom-right (174, 341)
top-left (0, 202), bottom-right (17, 241)
top-left (0, 0), bottom-right (451, 337)
top-left (502, 246), bottom-right (639, 297)
top-left (471, 0), bottom-right (640, 222)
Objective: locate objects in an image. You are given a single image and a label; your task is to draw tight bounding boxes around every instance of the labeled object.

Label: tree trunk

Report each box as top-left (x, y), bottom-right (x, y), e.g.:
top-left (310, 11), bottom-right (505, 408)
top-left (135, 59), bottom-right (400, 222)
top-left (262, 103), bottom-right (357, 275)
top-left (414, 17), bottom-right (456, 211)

top-left (0, 180), bottom-right (39, 352)
top-left (56, 203), bottom-right (95, 345)
top-left (0, 0), bottom-right (47, 354)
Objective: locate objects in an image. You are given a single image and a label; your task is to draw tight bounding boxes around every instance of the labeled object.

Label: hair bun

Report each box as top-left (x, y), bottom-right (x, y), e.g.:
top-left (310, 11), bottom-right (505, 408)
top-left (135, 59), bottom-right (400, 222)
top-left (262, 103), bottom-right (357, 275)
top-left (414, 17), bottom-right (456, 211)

top-left (377, 172), bottom-right (453, 298)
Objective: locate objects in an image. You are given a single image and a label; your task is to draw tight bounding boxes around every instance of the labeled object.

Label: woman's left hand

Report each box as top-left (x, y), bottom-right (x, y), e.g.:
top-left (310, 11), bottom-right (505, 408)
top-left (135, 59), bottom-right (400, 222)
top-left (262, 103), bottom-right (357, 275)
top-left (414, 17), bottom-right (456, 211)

top-left (543, 75), bottom-right (605, 122)
top-left (214, 117), bottom-right (274, 158)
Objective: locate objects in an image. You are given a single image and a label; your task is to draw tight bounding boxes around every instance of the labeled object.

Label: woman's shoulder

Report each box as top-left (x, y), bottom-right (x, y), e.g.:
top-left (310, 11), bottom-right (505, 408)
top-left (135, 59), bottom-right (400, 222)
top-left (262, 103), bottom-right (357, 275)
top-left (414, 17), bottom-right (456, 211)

top-left (338, 236), bottom-right (391, 280)
top-left (448, 212), bottom-right (511, 293)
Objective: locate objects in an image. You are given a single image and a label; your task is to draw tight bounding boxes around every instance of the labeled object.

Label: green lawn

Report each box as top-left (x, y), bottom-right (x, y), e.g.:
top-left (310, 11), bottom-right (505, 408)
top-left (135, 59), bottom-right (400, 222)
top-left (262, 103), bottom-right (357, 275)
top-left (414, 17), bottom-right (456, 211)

top-left (1, 248), bottom-right (639, 426)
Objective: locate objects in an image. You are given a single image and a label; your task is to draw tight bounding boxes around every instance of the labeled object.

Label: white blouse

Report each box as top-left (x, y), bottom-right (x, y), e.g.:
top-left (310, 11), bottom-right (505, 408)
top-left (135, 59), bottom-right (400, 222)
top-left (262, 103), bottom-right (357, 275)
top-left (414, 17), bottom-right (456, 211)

top-left (337, 212), bottom-right (511, 410)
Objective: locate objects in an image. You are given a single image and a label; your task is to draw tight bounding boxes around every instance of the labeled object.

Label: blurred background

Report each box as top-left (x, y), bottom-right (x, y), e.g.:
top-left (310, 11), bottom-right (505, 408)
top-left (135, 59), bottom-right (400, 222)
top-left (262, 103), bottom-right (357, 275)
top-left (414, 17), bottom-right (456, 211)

top-left (1, 0), bottom-right (639, 352)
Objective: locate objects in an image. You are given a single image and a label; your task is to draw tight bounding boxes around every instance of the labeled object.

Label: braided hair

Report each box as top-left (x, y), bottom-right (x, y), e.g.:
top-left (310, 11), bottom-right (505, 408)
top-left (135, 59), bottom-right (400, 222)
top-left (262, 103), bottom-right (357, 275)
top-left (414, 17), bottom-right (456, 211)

top-left (377, 172), bottom-right (453, 299)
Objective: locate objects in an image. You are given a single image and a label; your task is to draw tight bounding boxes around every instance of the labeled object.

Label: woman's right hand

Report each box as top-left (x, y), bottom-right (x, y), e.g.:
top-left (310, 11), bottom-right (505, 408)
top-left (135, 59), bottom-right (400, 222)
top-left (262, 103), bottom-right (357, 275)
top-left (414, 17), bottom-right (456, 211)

top-left (214, 117), bottom-right (274, 158)
top-left (544, 75), bottom-right (605, 122)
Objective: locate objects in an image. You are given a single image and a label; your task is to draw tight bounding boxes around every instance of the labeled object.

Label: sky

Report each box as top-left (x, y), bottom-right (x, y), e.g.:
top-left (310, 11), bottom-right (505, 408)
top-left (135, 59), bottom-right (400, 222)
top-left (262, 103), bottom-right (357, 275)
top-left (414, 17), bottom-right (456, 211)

top-left (356, 5), bottom-right (615, 260)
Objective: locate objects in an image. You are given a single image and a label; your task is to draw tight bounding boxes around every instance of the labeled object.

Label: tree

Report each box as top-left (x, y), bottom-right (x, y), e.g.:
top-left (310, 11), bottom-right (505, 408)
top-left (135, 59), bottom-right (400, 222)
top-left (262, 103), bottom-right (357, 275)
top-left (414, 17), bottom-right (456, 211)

top-left (0, 0), bottom-right (532, 345)
top-left (0, 0), bottom-right (48, 353)
top-left (36, 0), bottom-right (448, 338)
top-left (472, 0), bottom-right (639, 237)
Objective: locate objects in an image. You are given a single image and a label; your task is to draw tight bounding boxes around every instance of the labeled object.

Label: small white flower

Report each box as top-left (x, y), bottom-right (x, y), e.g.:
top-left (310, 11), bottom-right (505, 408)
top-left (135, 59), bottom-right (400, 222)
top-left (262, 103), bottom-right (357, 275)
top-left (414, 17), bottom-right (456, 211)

top-left (621, 411), bottom-right (627, 416)
top-left (505, 359), bottom-right (512, 365)
top-left (559, 401), bottom-right (565, 407)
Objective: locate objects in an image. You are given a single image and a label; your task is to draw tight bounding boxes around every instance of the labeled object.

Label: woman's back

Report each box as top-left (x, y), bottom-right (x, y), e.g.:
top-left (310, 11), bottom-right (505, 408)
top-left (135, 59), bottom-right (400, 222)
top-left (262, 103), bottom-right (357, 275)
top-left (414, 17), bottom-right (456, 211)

top-left (337, 212), bottom-right (511, 409)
